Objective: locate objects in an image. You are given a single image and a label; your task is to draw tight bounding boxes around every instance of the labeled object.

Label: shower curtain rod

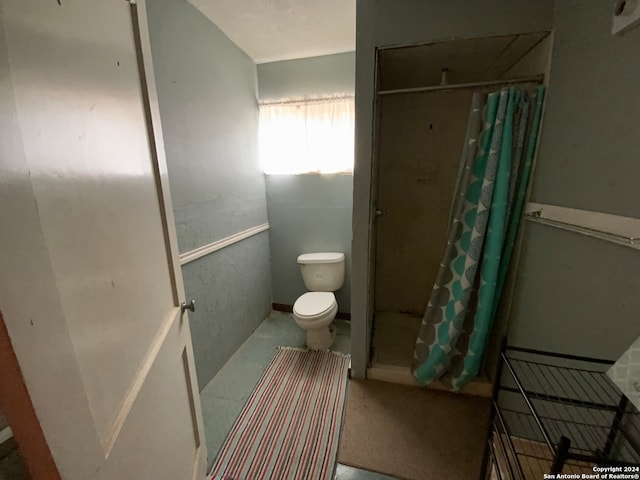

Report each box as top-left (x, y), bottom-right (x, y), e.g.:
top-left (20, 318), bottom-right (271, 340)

top-left (377, 75), bottom-right (544, 96)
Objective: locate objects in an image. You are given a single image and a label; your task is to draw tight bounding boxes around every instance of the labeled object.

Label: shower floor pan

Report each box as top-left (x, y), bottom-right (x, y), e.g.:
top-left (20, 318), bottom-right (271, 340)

top-left (368, 312), bottom-right (492, 397)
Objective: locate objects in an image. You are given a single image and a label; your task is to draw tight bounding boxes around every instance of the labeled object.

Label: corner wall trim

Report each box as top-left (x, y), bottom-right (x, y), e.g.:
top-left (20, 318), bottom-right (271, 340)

top-left (524, 202), bottom-right (639, 250)
top-left (179, 223), bottom-right (270, 266)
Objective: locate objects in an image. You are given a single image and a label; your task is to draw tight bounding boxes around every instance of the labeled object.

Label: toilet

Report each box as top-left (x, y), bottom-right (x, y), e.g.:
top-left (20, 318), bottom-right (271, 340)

top-left (293, 252), bottom-right (345, 350)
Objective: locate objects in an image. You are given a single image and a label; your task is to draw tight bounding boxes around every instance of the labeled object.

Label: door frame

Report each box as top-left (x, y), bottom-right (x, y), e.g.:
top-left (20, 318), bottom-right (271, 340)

top-left (365, 49), bottom-right (384, 369)
top-left (350, 45), bottom-right (382, 379)
top-left (0, 312), bottom-right (61, 480)
top-left (127, 3), bottom-right (208, 476)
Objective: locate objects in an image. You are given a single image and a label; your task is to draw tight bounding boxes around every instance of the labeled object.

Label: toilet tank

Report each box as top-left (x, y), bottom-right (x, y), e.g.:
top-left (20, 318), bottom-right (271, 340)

top-left (297, 252), bottom-right (345, 292)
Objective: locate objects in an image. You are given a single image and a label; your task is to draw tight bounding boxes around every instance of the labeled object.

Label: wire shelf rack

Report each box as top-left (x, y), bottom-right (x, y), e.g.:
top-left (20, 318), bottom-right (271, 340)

top-left (483, 345), bottom-right (640, 480)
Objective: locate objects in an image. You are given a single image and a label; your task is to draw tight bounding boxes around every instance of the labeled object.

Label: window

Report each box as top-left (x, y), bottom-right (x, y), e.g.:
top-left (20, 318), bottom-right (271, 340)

top-left (258, 95), bottom-right (354, 175)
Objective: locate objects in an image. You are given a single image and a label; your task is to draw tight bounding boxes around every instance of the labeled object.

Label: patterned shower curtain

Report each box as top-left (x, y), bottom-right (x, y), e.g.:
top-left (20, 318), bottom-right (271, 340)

top-left (412, 85), bottom-right (545, 391)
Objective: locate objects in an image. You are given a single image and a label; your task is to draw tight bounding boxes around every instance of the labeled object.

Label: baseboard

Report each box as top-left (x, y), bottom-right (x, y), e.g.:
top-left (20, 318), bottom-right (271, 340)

top-left (272, 303), bottom-right (351, 320)
top-left (367, 363), bottom-right (493, 398)
top-left (272, 303), bottom-right (293, 313)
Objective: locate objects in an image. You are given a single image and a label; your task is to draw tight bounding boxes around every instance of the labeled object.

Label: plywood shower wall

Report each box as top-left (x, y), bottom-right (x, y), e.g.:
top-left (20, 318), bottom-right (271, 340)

top-left (374, 89), bottom-right (473, 316)
top-left (374, 82), bottom-right (541, 318)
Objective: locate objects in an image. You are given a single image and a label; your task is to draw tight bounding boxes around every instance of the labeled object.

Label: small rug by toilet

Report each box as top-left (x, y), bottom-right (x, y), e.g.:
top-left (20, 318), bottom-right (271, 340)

top-left (209, 347), bottom-right (350, 480)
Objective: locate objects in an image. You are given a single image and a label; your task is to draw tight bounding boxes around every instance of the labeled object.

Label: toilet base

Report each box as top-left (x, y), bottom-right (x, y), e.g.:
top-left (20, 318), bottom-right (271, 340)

top-left (306, 323), bottom-right (336, 350)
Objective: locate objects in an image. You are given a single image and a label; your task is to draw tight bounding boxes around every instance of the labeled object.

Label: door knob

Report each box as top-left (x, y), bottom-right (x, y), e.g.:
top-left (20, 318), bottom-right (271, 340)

top-left (181, 299), bottom-right (195, 313)
top-left (375, 209), bottom-right (386, 217)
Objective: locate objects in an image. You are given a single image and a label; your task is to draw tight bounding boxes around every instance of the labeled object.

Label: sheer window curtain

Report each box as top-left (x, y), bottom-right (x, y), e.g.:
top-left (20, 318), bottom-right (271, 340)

top-left (259, 95), bottom-right (355, 174)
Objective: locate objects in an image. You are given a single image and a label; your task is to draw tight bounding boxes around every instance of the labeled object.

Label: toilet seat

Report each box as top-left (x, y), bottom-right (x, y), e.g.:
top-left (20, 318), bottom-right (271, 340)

top-left (293, 292), bottom-right (336, 318)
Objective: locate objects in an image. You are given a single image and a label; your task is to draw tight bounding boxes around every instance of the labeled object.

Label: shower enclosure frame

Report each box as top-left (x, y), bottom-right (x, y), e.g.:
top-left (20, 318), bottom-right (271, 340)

top-left (362, 31), bottom-right (554, 387)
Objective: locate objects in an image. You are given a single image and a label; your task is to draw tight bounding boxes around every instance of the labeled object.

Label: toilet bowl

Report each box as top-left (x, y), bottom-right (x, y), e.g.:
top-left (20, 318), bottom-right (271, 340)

top-left (293, 252), bottom-right (345, 350)
top-left (293, 292), bottom-right (338, 350)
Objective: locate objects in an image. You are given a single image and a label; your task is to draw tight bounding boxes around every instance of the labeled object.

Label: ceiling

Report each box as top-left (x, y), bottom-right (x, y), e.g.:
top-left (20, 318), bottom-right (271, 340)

top-left (188, 0), bottom-right (356, 64)
top-left (378, 32), bottom-right (550, 91)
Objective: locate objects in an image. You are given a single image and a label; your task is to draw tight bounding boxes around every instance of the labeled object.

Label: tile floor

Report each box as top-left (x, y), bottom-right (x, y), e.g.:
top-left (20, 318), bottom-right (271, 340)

top-left (199, 310), bottom-right (397, 480)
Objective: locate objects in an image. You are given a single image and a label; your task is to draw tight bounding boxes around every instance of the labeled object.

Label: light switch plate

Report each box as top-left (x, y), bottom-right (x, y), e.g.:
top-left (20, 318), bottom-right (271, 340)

top-left (612, 0), bottom-right (640, 35)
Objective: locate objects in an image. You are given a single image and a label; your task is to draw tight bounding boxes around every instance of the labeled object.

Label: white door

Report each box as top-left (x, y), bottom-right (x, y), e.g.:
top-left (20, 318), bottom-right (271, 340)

top-left (0, 1), bottom-right (207, 479)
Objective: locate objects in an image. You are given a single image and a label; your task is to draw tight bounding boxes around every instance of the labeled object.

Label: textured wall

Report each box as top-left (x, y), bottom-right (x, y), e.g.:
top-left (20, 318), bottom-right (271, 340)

top-left (266, 174), bottom-right (353, 312)
top-left (147, 0), bottom-right (271, 389)
top-left (259, 53), bottom-right (355, 314)
top-left (147, 0), bottom-right (267, 253)
top-left (351, 0), bottom-right (555, 377)
top-left (507, 0), bottom-right (640, 359)
top-left (530, 0), bottom-right (640, 219)
top-left (509, 224), bottom-right (640, 359)
top-left (181, 233), bottom-right (272, 389)
top-left (257, 52), bottom-right (355, 100)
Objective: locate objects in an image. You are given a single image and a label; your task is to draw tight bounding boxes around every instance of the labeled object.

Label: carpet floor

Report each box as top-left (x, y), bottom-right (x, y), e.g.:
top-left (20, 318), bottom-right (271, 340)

top-left (338, 380), bottom-right (491, 480)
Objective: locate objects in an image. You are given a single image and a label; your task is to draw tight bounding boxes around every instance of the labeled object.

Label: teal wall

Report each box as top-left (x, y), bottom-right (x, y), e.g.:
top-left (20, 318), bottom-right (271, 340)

top-left (509, 224), bottom-right (640, 359)
top-left (181, 233), bottom-right (271, 387)
top-left (147, 0), bottom-right (271, 390)
top-left (265, 174), bottom-right (353, 312)
top-left (531, 0), bottom-right (640, 219)
top-left (259, 53), bottom-right (355, 313)
top-left (147, 0), bottom-right (267, 252)
top-left (351, 0), bottom-right (555, 377)
top-left (508, 0), bottom-right (640, 359)
top-left (257, 52), bottom-right (355, 100)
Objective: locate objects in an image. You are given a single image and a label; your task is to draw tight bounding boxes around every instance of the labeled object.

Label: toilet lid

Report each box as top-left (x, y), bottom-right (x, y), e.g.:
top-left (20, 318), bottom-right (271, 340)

top-left (293, 292), bottom-right (336, 318)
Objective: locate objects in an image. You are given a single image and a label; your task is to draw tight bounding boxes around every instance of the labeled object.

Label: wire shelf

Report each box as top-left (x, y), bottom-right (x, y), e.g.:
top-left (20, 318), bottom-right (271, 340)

top-left (484, 346), bottom-right (640, 480)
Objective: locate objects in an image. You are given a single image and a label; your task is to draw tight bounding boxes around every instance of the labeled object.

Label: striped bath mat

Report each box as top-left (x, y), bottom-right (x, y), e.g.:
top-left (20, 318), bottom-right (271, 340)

top-left (210, 347), bottom-right (350, 480)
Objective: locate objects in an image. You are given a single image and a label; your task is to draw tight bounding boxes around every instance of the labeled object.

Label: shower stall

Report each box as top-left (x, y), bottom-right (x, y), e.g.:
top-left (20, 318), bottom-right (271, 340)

top-left (367, 32), bottom-right (554, 389)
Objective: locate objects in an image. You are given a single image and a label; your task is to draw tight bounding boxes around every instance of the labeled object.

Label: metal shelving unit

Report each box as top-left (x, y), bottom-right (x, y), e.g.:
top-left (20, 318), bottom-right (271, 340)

top-left (483, 345), bottom-right (640, 479)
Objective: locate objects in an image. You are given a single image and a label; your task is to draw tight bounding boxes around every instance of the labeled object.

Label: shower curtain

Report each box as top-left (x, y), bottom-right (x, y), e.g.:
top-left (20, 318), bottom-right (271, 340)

top-left (412, 85), bottom-right (545, 391)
